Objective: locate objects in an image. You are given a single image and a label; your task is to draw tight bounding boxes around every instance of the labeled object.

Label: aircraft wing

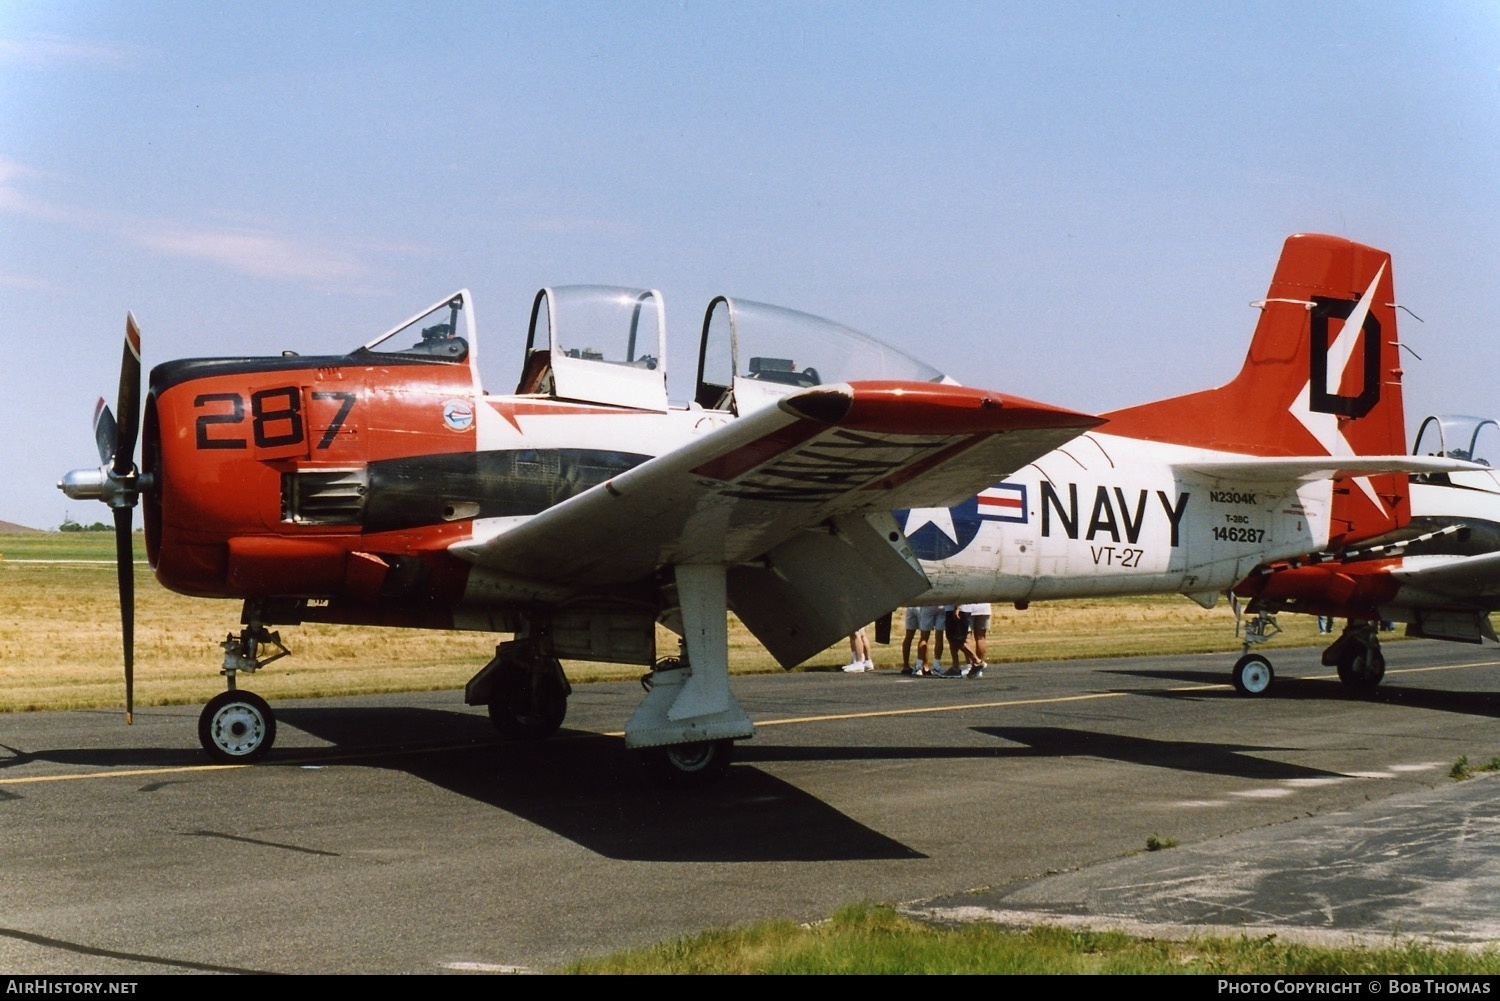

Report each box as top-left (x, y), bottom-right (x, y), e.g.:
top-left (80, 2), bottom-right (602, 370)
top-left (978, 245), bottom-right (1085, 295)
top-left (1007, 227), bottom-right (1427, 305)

top-left (452, 381), bottom-right (1099, 665)
top-left (1174, 455), bottom-right (1483, 482)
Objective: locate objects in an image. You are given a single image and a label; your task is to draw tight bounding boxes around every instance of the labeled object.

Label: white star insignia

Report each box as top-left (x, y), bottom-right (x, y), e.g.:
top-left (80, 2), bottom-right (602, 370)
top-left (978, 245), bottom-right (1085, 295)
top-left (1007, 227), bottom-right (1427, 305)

top-left (904, 506), bottom-right (959, 542)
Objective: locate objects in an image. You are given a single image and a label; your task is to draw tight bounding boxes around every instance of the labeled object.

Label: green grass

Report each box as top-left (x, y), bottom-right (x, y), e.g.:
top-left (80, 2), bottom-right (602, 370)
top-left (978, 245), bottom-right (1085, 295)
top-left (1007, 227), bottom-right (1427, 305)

top-left (560, 903), bottom-right (1500, 974)
top-left (1449, 755), bottom-right (1500, 781)
top-left (1, 530), bottom-right (1340, 713)
top-left (4, 530), bottom-right (1486, 716)
top-left (0, 528), bottom-right (141, 562)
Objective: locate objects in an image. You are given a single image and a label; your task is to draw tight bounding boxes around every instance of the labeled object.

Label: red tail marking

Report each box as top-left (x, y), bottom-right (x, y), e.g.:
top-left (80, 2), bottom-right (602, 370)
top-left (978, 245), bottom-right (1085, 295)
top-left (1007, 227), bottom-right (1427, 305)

top-left (1100, 233), bottom-right (1409, 544)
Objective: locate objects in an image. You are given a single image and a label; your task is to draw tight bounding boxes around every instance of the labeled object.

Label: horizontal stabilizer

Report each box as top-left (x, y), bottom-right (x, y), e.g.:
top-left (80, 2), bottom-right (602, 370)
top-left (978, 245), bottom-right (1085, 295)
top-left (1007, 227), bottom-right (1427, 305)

top-left (1175, 455), bottom-right (1485, 483)
top-left (1389, 551), bottom-right (1500, 601)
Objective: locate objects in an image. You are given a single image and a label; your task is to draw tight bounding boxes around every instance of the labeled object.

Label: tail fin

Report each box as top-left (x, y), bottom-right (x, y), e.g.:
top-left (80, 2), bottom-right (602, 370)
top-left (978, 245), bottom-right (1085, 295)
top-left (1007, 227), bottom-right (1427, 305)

top-left (1101, 233), bottom-right (1409, 545)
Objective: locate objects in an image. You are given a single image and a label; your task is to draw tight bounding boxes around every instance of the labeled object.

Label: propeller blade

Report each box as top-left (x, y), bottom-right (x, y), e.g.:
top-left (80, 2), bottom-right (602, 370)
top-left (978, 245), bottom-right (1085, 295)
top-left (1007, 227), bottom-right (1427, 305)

top-left (114, 505), bottom-right (135, 724)
top-left (92, 398), bottom-right (117, 466)
top-left (113, 313), bottom-right (142, 479)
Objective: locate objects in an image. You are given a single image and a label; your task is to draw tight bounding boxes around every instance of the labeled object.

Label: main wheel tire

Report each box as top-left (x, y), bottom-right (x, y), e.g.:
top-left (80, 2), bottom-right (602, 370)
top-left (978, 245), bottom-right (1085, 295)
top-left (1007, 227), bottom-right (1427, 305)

top-left (488, 666), bottom-right (567, 741)
top-left (1337, 647), bottom-right (1386, 695)
top-left (643, 739), bottom-right (735, 788)
top-left (199, 690), bottom-right (276, 763)
top-left (1232, 654), bottom-right (1274, 695)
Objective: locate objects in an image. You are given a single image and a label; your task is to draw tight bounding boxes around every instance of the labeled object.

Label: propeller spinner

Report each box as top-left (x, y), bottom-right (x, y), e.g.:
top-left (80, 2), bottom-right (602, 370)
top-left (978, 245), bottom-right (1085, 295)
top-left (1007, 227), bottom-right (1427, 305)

top-left (58, 313), bottom-right (147, 723)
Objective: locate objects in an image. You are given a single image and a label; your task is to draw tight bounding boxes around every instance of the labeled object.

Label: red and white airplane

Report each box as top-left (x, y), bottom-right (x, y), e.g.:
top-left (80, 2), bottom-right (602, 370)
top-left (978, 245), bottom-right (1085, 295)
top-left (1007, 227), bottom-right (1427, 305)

top-left (60, 285), bottom-right (1099, 779)
top-left (1231, 414), bottom-right (1500, 694)
top-left (57, 233), bottom-right (1453, 778)
top-left (895, 234), bottom-right (1467, 694)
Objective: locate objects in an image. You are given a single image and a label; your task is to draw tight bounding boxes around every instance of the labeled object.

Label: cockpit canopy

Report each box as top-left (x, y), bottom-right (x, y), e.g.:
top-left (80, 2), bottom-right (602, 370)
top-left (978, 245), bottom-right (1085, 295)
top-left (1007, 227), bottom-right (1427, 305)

top-left (357, 285), bottom-right (948, 415)
top-left (1414, 415), bottom-right (1500, 467)
top-left (361, 291), bottom-right (476, 366)
top-left (693, 296), bottom-right (946, 413)
top-left (519, 286), bottom-right (669, 411)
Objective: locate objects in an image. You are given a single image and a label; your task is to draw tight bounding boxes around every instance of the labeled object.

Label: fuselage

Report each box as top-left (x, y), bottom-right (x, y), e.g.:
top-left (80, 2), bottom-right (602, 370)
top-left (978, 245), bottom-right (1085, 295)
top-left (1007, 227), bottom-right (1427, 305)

top-left (910, 430), bottom-right (1335, 608)
top-left (143, 351), bottom-right (716, 606)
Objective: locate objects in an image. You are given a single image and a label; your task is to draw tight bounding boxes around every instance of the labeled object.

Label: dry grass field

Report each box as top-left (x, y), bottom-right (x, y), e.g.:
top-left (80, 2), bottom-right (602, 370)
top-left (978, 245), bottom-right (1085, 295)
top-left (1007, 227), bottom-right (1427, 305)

top-left (0, 531), bottom-right (1340, 714)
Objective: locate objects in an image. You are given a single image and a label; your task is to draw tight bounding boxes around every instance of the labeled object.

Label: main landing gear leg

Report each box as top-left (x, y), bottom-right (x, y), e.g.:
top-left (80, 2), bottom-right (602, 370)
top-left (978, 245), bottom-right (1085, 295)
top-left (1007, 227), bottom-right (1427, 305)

top-left (1230, 608), bottom-right (1279, 695)
top-left (1322, 621), bottom-right (1385, 696)
top-left (465, 634), bottom-right (571, 741)
top-left (199, 601), bottom-right (289, 763)
top-left (625, 564), bottom-right (751, 786)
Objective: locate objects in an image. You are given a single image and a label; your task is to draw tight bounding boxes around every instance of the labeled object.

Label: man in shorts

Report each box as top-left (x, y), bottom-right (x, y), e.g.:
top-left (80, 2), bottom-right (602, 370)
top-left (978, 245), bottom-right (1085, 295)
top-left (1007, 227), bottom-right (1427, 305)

top-left (901, 605), bottom-right (945, 675)
top-left (961, 602), bottom-right (992, 678)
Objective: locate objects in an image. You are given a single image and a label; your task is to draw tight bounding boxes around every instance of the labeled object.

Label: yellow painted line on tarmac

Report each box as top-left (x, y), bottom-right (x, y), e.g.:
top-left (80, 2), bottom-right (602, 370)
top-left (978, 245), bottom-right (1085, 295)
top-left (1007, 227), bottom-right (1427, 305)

top-left (0, 762), bottom-right (249, 785)
top-left (0, 741), bottom-right (510, 786)
top-left (674, 655), bottom-right (1500, 732)
top-left (748, 689), bottom-right (1137, 729)
top-left (8, 657), bottom-right (1497, 784)
top-left (602, 688), bottom-right (1151, 735)
top-left (1383, 658), bottom-right (1500, 676)
top-left (0, 741), bottom-right (522, 786)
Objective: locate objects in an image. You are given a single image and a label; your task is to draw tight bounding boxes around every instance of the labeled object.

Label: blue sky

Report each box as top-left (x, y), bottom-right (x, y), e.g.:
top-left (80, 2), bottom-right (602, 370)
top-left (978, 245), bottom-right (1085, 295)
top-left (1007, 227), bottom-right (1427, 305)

top-left (4, 1), bottom-right (1499, 530)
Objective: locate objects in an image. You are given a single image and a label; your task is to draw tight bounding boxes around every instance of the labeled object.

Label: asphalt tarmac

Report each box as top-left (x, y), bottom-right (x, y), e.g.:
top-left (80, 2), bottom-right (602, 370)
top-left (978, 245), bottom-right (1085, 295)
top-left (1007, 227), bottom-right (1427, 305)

top-left (4, 638), bottom-right (1500, 972)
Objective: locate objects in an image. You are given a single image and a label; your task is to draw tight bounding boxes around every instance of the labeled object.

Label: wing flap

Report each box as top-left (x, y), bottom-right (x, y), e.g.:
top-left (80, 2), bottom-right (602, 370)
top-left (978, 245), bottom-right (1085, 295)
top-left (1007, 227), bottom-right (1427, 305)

top-left (729, 511), bottom-right (928, 667)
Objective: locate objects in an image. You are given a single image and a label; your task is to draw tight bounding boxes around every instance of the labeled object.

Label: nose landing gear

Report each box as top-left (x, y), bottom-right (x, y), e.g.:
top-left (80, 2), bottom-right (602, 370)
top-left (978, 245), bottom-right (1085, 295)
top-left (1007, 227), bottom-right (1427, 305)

top-left (1229, 609), bottom-right (1281, 695)
top-left (197, 614), bottom-right (289, 763)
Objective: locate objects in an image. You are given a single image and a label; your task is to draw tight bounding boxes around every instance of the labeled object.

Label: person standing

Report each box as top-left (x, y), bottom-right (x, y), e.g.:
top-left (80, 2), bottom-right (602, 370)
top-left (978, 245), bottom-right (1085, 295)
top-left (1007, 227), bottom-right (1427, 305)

top-left (962, 602), bottom-right (991, 678)
top-left (935, 606), bottom-right (976, 678)
top-left (843, 626), bottom-right (874, 672)
top-left (900, 607), bottom-right (920, 674)
top-left (908, 605), bottom-right (944, 675)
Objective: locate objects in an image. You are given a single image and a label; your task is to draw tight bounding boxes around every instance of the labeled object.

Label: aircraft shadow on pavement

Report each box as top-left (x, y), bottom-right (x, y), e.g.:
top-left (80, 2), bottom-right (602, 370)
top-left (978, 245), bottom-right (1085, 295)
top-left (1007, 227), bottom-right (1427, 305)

top-left (1100, 666), bottom-right (1265, 689)
top-left (734, 744), bottom-right (1016, 764)
top-left (1103, 667), bottom-right (1500, 719)
top-left (1362, 683), bottom-right (1500, 719)
top-left (267, 705), bottom-right (925, 864)
top-left (973, 725), bottom-right (1351, 781)
top-left (3, 708), bottom-right (919, 862)
top-left (0, 741), bottom-right (203, 771)
top-left (1103, 668), bottom-right (1353, 699)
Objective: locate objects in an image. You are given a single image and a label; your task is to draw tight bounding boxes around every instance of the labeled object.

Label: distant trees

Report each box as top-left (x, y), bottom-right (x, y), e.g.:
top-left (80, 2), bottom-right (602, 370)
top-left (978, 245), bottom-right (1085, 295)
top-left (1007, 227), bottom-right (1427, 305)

top-left (58, 516), bottom-right (111, 533)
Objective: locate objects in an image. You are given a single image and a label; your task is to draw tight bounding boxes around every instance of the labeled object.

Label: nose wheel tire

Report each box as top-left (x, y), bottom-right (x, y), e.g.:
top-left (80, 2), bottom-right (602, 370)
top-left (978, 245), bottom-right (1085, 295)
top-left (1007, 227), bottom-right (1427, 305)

top-left (1231, 654), bottom-right (1274, 695)
top-left (199, 690), bottom-right (276, 763)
